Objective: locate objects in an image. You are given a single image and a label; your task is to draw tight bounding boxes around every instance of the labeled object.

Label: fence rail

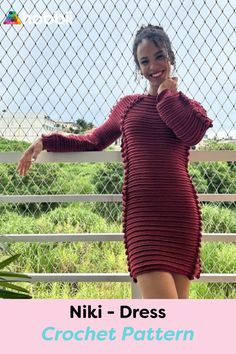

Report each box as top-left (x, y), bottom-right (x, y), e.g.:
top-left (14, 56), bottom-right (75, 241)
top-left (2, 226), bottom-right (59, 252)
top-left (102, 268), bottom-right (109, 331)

top-left (1, 194), bottom-right (236, 203)
top-left (1, 150), bottom-right (236, 163)
top-left (1, 233), bottom-right (236, 243)
top-left (3, 273), bottom-right (236, 284)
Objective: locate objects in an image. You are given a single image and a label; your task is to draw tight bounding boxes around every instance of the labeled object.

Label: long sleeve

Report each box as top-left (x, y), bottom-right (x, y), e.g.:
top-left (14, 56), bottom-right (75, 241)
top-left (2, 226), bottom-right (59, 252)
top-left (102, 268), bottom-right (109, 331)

top-left (42, 96), bottom-right (127, 152)
top-left (156, 89), bottom-right (213, 146)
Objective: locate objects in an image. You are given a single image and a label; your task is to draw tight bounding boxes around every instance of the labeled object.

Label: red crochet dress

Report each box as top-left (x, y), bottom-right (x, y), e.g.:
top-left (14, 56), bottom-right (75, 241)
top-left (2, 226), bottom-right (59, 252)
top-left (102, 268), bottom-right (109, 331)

top-left (42, 89), bottom-right (213, 282)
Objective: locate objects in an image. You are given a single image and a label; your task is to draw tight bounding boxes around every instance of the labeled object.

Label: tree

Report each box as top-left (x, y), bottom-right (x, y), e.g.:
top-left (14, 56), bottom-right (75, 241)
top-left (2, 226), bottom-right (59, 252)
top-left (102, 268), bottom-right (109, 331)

top-left (73, 119), bottom-right (94, 134)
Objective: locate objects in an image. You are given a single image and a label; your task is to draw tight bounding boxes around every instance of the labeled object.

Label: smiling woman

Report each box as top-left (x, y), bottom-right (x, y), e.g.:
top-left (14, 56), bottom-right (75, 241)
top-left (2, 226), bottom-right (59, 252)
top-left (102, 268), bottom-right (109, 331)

top-left (17, 23), bottom-right (213, 300)
top-left (133, 25), bottom-right (177, 95)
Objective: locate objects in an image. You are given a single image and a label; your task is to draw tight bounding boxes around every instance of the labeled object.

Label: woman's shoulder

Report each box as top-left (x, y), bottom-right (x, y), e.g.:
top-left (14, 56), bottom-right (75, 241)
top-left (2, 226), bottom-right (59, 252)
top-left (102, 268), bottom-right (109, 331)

top-left (108, 94), bottom-right (144, 118)
top-left (117, 93), bottom-right (144, 106)
top-left (123, 92), bottom-right (144, 100)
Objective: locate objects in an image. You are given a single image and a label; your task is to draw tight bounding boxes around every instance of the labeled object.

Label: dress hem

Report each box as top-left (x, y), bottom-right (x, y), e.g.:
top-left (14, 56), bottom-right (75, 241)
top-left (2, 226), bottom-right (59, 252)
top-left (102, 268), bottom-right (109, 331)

top-left (131, 267), bottom-right (201, 283)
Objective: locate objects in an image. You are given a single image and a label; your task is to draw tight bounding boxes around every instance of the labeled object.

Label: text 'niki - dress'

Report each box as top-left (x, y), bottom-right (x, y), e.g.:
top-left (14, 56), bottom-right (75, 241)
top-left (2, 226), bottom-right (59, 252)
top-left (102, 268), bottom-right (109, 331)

top-left (42, 89), bottom-right (213, 282)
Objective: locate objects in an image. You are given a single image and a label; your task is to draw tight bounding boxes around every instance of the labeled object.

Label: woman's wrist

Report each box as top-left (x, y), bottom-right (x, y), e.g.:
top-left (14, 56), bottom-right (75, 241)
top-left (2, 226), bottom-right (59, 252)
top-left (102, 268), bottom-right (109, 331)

top-left (156, 89), bottom-right (171, 103)
top-left (39, 135), bottom-right (46, 150)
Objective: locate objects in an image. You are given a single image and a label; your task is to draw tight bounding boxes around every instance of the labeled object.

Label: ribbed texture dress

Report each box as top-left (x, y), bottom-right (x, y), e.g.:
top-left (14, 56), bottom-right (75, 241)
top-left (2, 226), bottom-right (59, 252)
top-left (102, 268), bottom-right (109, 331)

top-left (42, 89), bottom-right (213, 282)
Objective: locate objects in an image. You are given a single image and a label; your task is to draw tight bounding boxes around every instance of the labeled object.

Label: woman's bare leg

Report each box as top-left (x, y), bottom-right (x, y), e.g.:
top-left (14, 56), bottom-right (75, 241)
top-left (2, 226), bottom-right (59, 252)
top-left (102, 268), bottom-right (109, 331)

top-left (136, 271), bottom-right (178, 299)
top-left (172, 272), bottom-right (191, 299)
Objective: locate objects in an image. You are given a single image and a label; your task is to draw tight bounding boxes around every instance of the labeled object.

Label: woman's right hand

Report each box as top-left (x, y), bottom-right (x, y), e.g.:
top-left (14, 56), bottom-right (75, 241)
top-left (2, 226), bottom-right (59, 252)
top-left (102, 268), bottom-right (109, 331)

top-left (17, 137), bottom-right (43, 176)
top-left (157, 61), bottom-right (178, 95)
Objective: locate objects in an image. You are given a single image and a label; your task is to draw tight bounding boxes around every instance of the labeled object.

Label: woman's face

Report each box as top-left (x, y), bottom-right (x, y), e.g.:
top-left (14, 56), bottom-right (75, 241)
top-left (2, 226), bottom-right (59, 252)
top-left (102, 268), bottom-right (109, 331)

top-left (136, 38), bottom-right (172, 95)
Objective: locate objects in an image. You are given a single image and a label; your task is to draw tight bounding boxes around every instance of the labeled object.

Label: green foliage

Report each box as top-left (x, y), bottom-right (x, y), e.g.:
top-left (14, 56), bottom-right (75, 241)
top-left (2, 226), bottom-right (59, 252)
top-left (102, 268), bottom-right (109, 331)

top-left (0, 254), bottom-right (32, 299)
top-left (27, 282), bottom-right (131, 299)
top-left (91, 162), bottom-right (124, 223)
top-left (201, 241), bottom-right (236, 273)
top-left (198, 140), bottom-right (236, 151)
top-left (197, 139), bottom-right (236, 187)
top-left (190, 140), bottom-right (236, 210)
top-left (0, 137), bottom-right (30, 152)
top-left (0, 203), bottom-right (121, 236)
top-left (46, 203), bottom-right (110, 233)
top-left (69, 119), bottom-right (95, 134)
top-left (202, 204), bottom-right (236, 233)
top-left (55, 163), bottom-right (97, 194)
top-left (200, 203), bottom-right (236, 299)
top-left (198, 161), bottom-right (236, 193)
top-left (190, 282), bottom-right (236, 299)
top-left (92, 163), bottom-right (124, 193)
top-left (0, 163), bottom-right (60, 215)
top-left (188, 165), bottom-right (208, 192)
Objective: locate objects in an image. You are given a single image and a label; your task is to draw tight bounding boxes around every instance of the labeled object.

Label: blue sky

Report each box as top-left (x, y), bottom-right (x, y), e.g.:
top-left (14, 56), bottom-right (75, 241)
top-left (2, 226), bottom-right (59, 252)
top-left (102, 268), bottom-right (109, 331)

top-left (0, 0), bottom-right (235, 138)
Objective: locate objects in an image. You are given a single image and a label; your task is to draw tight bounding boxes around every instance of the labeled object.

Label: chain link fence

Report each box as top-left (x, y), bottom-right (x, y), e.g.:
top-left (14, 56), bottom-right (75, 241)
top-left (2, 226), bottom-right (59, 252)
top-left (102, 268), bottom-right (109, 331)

top-left (0, 0), bottom-right (235, 298)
